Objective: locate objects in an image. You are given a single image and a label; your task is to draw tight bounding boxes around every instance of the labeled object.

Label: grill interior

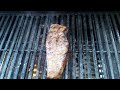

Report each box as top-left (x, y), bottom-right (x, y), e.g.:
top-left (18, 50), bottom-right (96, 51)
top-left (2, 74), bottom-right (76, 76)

top-left (0, 11), bottom-right (120, 79)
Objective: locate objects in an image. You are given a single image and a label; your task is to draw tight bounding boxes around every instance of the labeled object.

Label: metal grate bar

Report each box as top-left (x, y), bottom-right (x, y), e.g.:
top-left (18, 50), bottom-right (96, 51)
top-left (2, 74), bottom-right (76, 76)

top-left (55, 15), bottom-right (59, 24)
top-left (0, 16), bottom-right (9, 40)
top-left (41, 16), bottom-right (51, 79)
top-left (37, 16), bottom-right (48, 79)
top-left (22, 17), bottom-right (39, 79)
top-left (0, 16), bottom-right (10, 66)
top-left (0, 16), bottom-right (16, 79)
top-left (110, 14), bottom-right (120, 45)
top-left (0, 16), bottom-right (14, 49)
top-left (61, 15), bottom-right (64, 25)
top-left (71, 15), bottom-right (76, 79)
top-left (115, 13), bottom-right (120, 43)
top-left (35, 16), bottom-right (48, 79)
top-left (88, 14), bottom-right (99, 79)
top-left (78, 15), bottom-right (84, 79)
top-left (68, 15), bottom-right (73, 79)
top-left (59, 15), bottom-right (62, 24)
top-left (0, 16), bottom-right (14, 69)
top-left (105, 14), bottom-right (120, 78)
top-left (83, 14), bottom-right (91, 79)
top-left (20, 17), bottom-right (38, 79)
top-left (1, 49), bottom-right (120, 53)
top-left (0, 16), bottom-right (19, 78)
top-left (6, 16), bottom-right (27, 79)
top-left (99, 14), bottom-right (114, 79)
top-left (5, 16), bottom-right (24, 79)
top-left (51, 15), bottom-right (55, 24)
top-left (42, 58), bottom-right (47, 79)
top-left (1, 16), bottom-right (19, 50)
top-left (27, 17), bottom-right (42, 79)
top-left (64, 15), bottom-right (69, 79)
top-left (12, 16), bottom-right (33, 79)
top-left (0, 16), bottom-right (5, 29)
top-left (93, 14), bottom-right (108, 79)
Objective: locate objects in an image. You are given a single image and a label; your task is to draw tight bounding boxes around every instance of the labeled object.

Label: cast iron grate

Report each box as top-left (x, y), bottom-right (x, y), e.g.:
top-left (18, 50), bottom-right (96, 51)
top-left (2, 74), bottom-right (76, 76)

top-left (0, 11), bottom-right (120, 79)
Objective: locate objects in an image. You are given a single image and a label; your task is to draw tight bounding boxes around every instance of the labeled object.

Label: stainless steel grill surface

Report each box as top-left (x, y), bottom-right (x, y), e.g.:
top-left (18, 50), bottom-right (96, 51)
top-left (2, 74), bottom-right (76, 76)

top-left (0, 11), bottom-right (120, 79)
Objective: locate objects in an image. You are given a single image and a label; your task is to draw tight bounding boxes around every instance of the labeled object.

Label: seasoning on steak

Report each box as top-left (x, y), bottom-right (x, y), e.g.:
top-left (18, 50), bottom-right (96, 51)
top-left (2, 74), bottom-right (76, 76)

top-left (46, 24), bottom-right (69, 79)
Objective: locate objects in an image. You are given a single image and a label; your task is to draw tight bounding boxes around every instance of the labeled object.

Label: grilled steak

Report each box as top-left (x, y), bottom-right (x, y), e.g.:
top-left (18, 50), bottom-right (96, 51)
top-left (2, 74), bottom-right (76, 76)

top-left (46, 24), bottom-right (69, 79)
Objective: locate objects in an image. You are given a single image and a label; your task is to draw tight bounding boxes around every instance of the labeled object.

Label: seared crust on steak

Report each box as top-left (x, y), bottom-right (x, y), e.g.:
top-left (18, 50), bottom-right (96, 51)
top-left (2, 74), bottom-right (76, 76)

top-left (46, 24), bottom-right (69, 79)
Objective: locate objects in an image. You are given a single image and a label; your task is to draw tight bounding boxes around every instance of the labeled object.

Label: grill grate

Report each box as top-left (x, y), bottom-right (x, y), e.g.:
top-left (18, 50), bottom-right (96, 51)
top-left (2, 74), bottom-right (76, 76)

top-left (0, 12), bottom-right (120, 79)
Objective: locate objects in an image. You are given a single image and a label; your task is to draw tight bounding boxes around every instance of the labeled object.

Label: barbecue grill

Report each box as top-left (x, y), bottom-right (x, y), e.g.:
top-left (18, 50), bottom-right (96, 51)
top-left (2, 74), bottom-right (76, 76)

top-left (0, 11), bottom-right (120, 79)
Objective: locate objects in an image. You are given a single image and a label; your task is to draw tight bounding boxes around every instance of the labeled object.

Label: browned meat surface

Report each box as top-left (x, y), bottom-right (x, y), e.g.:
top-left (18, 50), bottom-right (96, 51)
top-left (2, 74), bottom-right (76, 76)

top-left (46, 24), bottom-right (69, 79)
